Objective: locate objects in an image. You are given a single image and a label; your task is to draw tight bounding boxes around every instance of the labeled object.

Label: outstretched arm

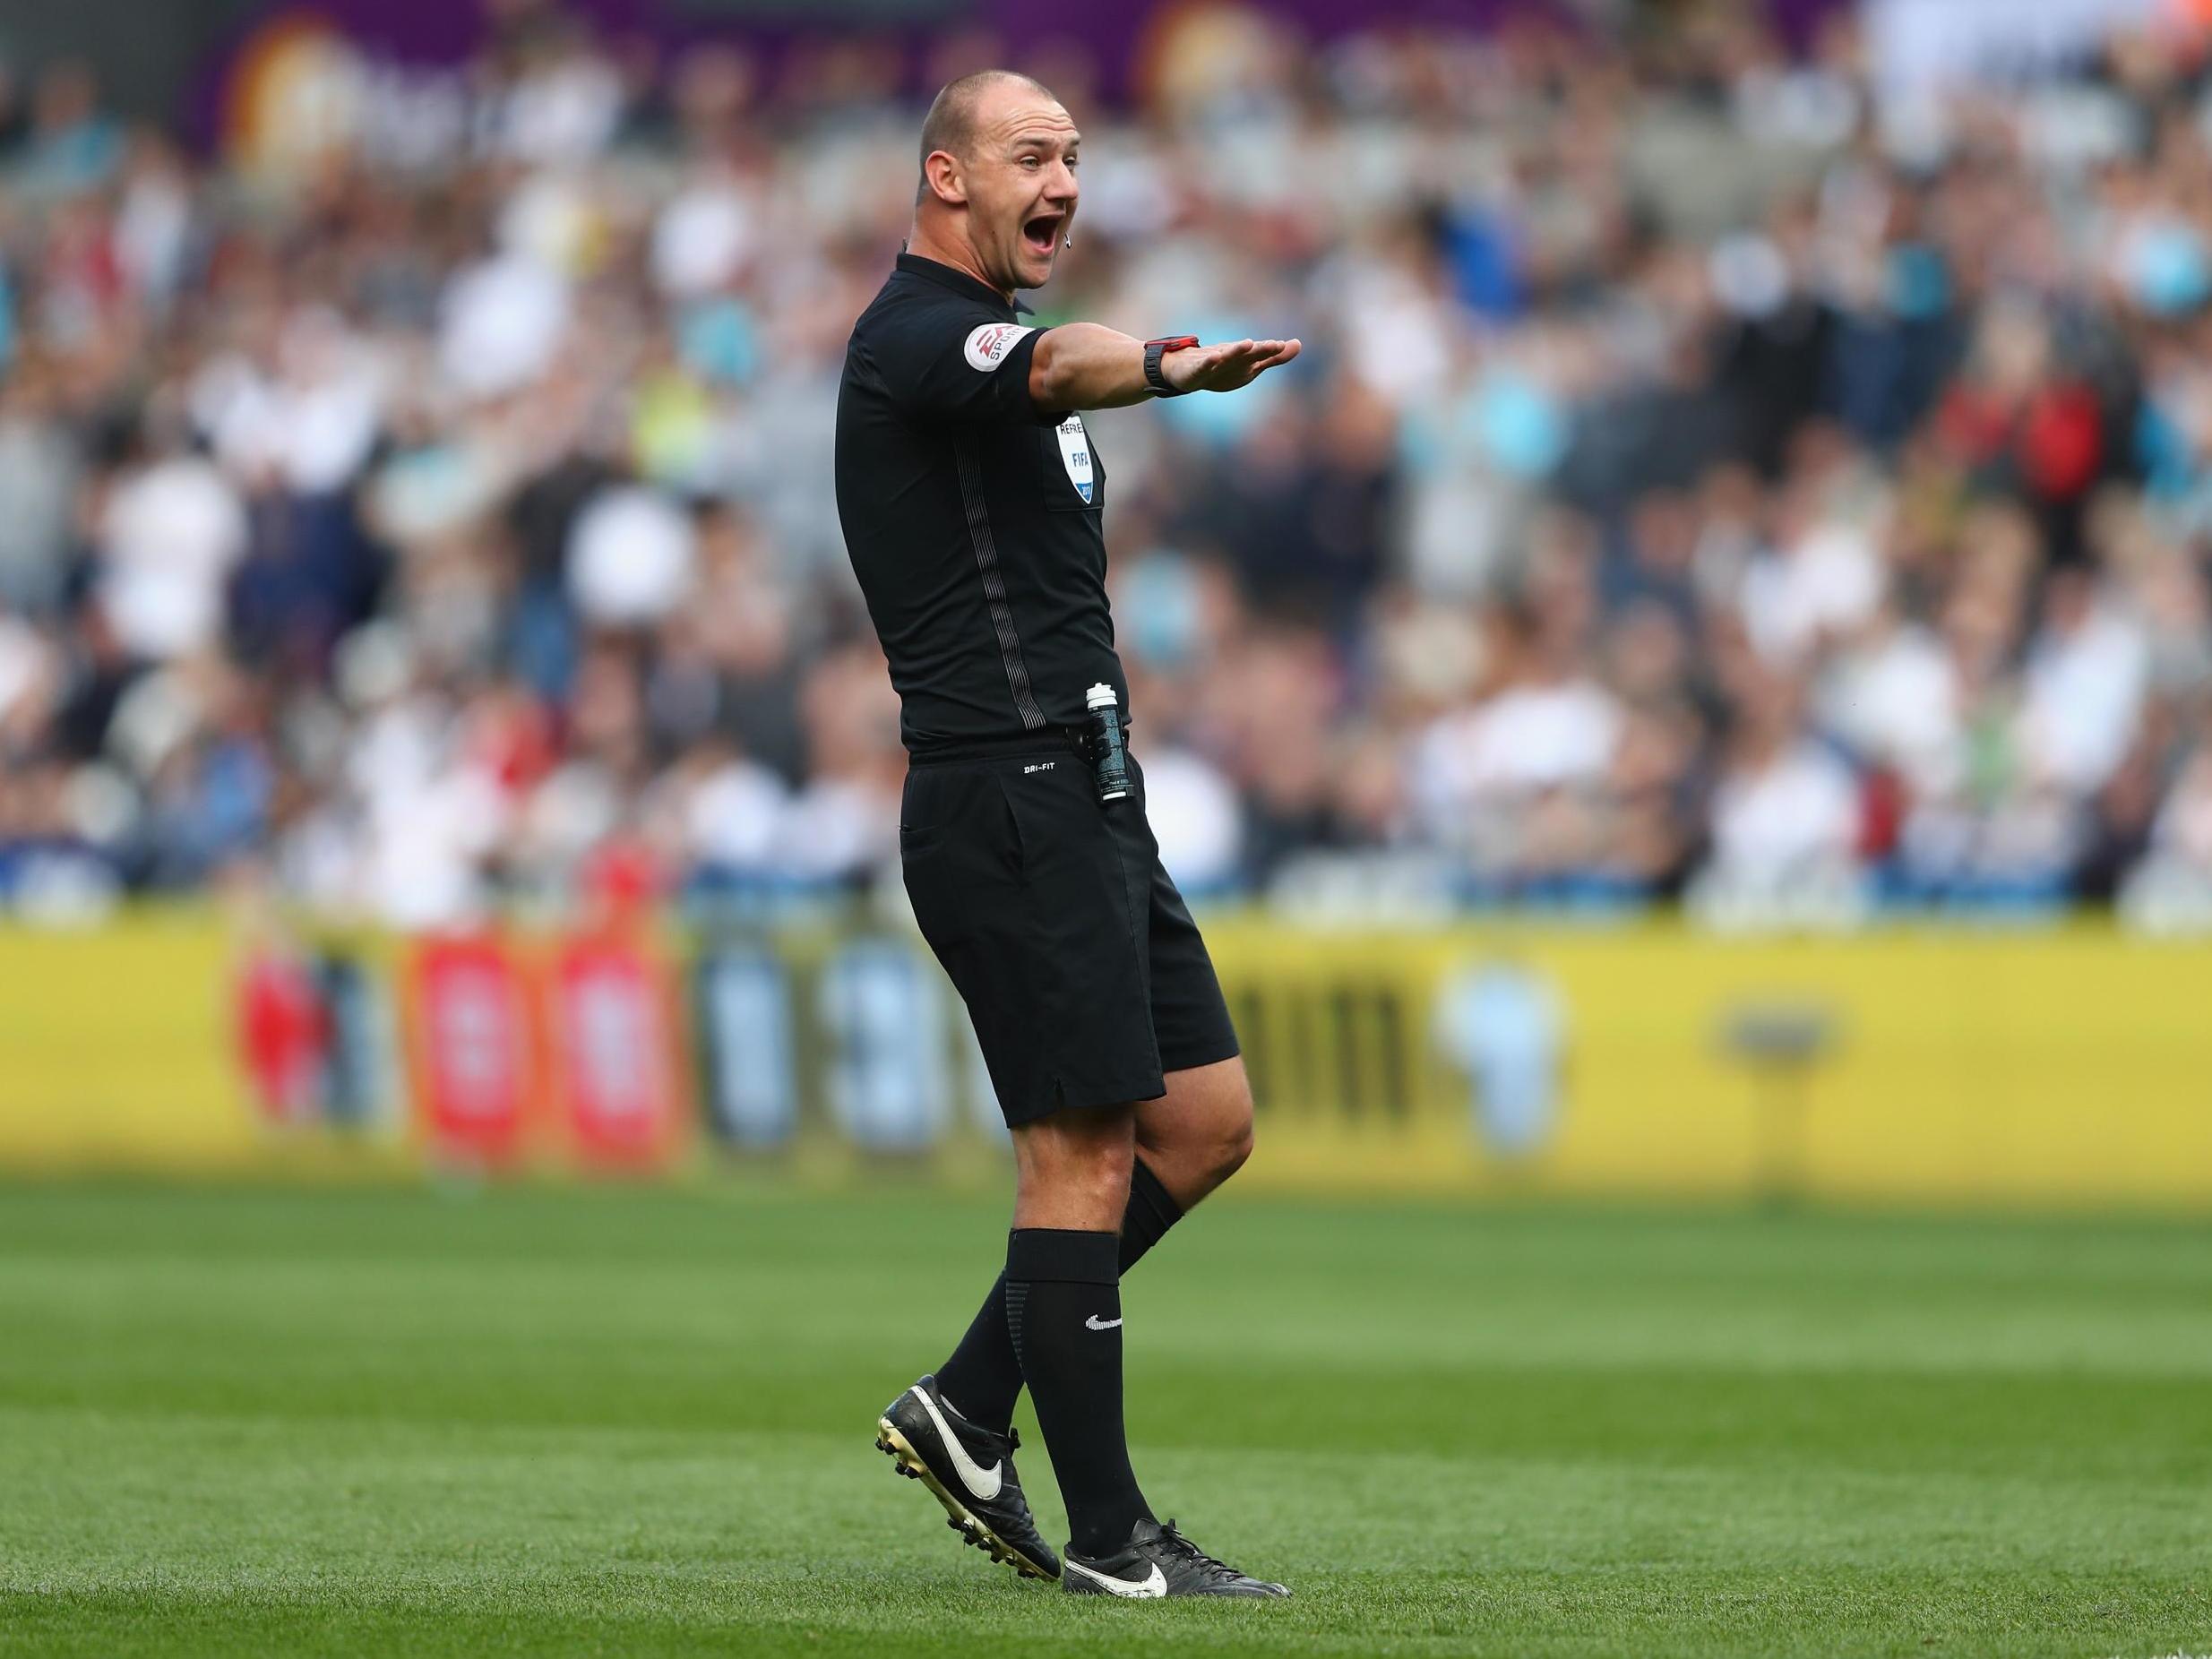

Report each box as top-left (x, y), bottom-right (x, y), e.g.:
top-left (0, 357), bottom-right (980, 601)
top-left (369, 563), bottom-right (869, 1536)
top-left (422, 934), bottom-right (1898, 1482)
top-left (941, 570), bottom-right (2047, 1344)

top-left (1029, 323), bottom-right (1301, 412)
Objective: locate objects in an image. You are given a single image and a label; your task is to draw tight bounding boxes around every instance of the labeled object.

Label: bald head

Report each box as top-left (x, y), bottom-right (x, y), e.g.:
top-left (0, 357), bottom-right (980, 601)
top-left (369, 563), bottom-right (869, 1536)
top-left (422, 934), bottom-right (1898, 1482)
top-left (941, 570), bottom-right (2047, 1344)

top-left (919, 70), bottom-right (1057, 176)
top-left (909, 69), bottom-right (1080, 297)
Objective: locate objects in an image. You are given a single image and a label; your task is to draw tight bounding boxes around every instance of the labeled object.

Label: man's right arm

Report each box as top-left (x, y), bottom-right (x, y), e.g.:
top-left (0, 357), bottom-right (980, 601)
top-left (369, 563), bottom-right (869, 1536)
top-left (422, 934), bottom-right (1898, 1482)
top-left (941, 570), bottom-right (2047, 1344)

top-left (1028, 324), bottom-right (1302, 412)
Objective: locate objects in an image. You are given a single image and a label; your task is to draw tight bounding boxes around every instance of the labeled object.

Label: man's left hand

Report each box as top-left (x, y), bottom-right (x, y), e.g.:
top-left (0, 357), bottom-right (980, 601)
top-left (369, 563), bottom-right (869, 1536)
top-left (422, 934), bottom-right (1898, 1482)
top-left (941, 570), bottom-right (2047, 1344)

top-left (1163, 338), bottom-right (1303, 394)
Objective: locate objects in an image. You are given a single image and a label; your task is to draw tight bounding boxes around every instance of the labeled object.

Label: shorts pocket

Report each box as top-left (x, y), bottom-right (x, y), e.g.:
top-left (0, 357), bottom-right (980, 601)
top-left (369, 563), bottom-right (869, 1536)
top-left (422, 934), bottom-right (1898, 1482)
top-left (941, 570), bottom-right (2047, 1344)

top-left (996, 763), bottom-right (1148, 972)
top-left (900, 767), bottom-right (1024, 949)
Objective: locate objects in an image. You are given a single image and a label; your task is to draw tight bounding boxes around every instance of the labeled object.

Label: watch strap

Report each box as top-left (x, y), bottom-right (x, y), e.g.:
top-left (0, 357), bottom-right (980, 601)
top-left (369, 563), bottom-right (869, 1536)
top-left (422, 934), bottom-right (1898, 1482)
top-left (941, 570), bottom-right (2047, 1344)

top-left (1144, 335), bottom-right (1200, 397)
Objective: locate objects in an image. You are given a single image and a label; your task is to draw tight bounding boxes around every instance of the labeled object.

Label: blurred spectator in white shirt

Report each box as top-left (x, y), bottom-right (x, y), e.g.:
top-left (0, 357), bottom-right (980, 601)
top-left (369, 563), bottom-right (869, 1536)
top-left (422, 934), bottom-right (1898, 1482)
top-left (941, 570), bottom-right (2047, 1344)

top-left (1140, 745), bottom-right (1246, 898)
top-left (97, 417), bottom-right (247, 662)
top-left (438, 248), bottom-right (570, 400)
top-left (566, 484), bottom-right (697, 628)
top-left (2017, 567), bottom-right (2147, 795)
top-left (652, 160), bottom-right (759, 300)
top-left (1816, 600), bottom-right (1958, 794)
top-left (1695, 670), bottom-right (1866, 925)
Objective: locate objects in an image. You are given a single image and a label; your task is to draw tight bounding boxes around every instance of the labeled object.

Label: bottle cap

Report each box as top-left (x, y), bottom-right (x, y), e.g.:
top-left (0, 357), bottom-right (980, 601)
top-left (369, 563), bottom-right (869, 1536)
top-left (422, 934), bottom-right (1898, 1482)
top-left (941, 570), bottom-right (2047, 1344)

top-left (1085, 683), bottom-right (1118, 710)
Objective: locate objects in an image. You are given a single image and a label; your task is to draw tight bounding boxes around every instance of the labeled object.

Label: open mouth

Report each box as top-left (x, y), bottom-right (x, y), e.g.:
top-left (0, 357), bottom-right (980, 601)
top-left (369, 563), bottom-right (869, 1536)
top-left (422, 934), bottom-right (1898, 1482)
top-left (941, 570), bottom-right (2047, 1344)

top-left (1021, 213), bottom-right (1063, 255)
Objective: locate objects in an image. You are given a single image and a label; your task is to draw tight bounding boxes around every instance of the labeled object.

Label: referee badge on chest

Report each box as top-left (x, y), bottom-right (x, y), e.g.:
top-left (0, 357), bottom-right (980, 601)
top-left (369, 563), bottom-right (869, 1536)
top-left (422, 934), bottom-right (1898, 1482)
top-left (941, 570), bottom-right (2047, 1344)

top-left (1054, 414), bottom-right (1095, 505)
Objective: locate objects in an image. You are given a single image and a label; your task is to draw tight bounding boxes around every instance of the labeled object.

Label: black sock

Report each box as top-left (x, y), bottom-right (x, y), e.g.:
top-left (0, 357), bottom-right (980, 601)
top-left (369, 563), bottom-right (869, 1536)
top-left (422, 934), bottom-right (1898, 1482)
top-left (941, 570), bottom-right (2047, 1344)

top-left (1004, 1226), bottom-right (1149, 1557)
top-left (933, 1279), bottom-right (1023, 1434)
top-left (934, 1161), bottom-right (1184, 1433)
top-left (1116, 1157), bottom-right (1183, 1270)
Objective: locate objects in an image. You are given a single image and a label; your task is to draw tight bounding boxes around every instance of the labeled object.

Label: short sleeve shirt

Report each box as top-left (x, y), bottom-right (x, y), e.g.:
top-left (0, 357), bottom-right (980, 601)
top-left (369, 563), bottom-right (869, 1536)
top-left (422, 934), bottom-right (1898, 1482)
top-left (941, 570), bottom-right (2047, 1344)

top-left (835, 253), bottom-right (1127, 753)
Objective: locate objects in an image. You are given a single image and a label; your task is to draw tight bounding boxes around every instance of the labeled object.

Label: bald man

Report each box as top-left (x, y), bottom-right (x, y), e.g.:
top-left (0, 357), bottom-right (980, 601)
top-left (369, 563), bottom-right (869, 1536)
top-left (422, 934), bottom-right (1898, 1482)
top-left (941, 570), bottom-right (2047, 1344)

top-left (837, 72), bottom-right (1298, 1598)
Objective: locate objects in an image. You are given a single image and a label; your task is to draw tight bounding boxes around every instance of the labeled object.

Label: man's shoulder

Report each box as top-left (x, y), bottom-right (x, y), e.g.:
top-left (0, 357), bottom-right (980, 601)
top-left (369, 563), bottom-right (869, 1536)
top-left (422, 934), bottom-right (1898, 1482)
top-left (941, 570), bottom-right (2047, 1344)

top-left (843, 260), bottom-right (1045, 428)
top-left (853, 270), bottom-right (1008, 345)
top-left (848, 279), bottom-right (1039, 403)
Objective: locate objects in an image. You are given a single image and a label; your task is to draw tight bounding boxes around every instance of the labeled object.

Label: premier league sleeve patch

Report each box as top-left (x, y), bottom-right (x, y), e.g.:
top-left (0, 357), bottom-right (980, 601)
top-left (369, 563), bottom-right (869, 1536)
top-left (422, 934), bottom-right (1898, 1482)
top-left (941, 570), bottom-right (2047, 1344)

top-left (964, 322), bottom-right (1035, 372)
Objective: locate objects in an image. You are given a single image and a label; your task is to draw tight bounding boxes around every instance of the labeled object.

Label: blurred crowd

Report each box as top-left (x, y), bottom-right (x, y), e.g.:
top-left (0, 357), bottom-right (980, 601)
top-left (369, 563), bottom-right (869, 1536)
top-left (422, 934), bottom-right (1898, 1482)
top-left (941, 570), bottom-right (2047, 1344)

top-left (7, 0), bottom-right (2212, 928)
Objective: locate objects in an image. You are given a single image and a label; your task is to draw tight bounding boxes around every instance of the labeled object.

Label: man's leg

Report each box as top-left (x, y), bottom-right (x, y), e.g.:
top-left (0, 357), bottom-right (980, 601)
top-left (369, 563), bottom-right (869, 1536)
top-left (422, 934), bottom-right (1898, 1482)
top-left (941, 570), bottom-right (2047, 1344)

top-left (1000, 1100), bottom-right (1154, 1558)
top-left (882, 759), bottom-right (1283, 1590)
top-left (1132, 1055), bottom-right (1254, 1210)
top-left (874, 1092), bottom-right (1141, 1581)
top-left (934, 1057), bottom-right (1255, 1432)
top-left (1031, 1066), bottom-right (1286, 1597)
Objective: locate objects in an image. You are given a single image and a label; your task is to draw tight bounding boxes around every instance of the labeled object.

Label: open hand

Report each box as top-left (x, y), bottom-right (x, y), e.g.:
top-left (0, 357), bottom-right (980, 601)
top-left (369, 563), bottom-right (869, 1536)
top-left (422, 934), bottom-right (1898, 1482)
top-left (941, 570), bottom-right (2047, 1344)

top-left (1164, 338), bottom-right (1303, 394)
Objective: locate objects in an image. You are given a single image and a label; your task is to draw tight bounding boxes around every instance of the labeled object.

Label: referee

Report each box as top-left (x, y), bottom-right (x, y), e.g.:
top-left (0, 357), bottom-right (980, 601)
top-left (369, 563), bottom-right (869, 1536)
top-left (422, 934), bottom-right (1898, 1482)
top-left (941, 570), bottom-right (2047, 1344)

top-left (839, 71), bottom-right (1298, 1598)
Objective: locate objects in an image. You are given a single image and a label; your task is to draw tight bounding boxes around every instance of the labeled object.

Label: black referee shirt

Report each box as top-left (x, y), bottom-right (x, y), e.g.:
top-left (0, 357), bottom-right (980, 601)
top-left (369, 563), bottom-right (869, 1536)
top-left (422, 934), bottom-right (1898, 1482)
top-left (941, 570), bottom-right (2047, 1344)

top-left (835, 253), bottom-right (1128, 754)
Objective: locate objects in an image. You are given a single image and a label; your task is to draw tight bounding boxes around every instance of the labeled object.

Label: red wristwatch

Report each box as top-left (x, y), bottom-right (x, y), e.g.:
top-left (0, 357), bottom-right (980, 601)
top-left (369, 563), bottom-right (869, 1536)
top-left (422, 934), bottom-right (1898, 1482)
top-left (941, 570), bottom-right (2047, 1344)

top-left (1144, 336), bottom-right (1200, 397)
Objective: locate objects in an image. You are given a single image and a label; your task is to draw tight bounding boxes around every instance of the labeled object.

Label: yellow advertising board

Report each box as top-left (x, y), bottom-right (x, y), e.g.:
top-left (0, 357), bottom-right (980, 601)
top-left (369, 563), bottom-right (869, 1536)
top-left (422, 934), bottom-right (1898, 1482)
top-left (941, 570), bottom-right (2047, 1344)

top-left (0, 915), bottom-right (414, 1177)
top-left (0, 914), bottom-right (253, 1171)
top-left (0, 911), bottom-right (2208, 1209)
top-left (1201, 920), bottom-right (2212, 1207)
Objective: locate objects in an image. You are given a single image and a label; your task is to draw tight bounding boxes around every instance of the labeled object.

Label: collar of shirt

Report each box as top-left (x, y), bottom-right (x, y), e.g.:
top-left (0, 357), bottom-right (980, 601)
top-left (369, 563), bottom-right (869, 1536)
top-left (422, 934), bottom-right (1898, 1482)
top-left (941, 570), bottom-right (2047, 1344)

top-left (895, 251), bottom-right (1035, 318)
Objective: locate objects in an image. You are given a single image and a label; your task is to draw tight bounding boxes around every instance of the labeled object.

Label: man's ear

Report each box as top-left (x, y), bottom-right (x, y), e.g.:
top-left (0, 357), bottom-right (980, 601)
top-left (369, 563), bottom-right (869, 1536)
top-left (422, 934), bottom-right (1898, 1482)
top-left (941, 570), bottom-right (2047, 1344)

top-left (923, 150), bottom-right (968, 207)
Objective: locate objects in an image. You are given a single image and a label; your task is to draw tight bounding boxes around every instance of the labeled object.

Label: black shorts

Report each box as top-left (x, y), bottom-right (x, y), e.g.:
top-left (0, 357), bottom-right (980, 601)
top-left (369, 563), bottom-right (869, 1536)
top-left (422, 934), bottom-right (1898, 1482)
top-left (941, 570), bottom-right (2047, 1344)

top-left (899, 742), bottom-right (1240, 1127)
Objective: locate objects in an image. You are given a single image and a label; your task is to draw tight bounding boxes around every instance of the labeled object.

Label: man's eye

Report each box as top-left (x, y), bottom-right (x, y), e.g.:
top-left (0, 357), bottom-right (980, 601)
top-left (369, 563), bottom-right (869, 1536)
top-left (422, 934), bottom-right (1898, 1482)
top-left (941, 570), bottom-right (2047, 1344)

top-left (1021, 156), bottom-right (1040, 168)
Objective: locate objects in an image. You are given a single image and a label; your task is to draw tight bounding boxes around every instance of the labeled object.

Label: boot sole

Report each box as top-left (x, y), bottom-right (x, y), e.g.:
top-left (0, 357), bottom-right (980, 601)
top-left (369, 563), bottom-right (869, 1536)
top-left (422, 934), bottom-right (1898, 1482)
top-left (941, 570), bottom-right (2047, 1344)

top-left (874, 1416), bottom-right (1058, 1581)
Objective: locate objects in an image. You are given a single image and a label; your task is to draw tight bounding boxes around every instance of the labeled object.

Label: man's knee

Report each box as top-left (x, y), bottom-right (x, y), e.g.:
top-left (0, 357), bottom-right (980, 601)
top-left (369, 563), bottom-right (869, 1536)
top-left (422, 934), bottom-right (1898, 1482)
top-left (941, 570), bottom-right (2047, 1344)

top-left (1196, 1090), bottom-right (1254, 1188)
top-left (1045, 1139), bottom-right (1139, 1213)
top-left (1011, 1102), bottom-right (1137, 1229)
top-left (1215, 1109), bottom-right (1255, 1185)
top-left (1140, 1060), bottom-right (1256, 1199)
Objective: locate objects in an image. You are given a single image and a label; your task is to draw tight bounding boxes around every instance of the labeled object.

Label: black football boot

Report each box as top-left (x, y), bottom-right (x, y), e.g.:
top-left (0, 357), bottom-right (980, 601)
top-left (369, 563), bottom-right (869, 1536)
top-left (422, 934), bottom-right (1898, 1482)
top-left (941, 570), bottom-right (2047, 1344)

top-left (875, 1373), bottom-right (1059, 1581)
top-left (1061, 1517), bottom-right (1289, 1598)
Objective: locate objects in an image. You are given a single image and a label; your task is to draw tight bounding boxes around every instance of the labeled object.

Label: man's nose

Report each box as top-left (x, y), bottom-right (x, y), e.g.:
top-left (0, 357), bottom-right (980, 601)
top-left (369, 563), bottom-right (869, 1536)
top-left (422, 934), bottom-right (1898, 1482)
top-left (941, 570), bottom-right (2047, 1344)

top-left (1046, 159), bottom-right (1079, 202)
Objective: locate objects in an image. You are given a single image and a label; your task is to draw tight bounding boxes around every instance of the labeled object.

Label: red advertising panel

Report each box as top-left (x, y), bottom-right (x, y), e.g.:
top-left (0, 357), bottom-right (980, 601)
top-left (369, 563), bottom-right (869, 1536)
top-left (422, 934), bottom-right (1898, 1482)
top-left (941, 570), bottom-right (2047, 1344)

top-left (409, 934), bottom-right (533, 1167)
top-left (236, 947), bottom-right (331, 1127)
top-left (545, 933), bottom-right (684, 1173)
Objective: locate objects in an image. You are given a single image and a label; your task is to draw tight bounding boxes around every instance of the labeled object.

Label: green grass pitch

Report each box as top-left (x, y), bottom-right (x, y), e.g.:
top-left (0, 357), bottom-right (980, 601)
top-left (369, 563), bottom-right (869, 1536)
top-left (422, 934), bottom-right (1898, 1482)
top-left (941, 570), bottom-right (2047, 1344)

top-left (1, 1182), bottom-right (2208, 1657)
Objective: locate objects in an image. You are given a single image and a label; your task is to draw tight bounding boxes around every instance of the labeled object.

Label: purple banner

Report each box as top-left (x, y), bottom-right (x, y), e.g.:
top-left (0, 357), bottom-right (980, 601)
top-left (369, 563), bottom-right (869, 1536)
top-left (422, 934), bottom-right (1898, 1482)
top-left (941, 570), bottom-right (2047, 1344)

top-left (189, 0), bottom-right (1856, 150)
